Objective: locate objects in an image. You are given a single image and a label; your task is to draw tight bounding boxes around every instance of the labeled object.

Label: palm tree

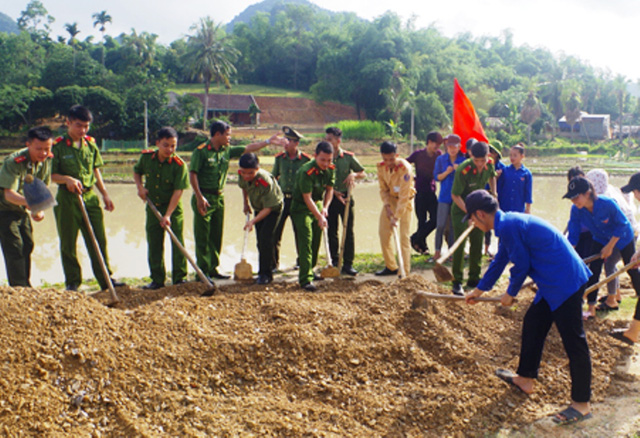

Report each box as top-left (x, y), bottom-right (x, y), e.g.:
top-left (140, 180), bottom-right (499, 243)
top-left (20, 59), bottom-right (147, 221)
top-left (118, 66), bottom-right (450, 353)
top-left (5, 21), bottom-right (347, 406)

top-left (92, 10), bottom-right (112, 66)
top-left (520, 92), bottom-right (541, 145)
top-left (64, 22), bottom-right (80, 70)
top-left (64, 22), bottom-right (80, 45)
top-left (183, 17), bottom-right (240, 130)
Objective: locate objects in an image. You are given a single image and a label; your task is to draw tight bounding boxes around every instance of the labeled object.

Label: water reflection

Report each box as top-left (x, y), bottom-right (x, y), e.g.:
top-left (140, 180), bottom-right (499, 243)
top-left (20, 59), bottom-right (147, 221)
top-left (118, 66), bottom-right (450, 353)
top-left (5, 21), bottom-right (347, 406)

top-left (0, 176), bottom-right (636, 286)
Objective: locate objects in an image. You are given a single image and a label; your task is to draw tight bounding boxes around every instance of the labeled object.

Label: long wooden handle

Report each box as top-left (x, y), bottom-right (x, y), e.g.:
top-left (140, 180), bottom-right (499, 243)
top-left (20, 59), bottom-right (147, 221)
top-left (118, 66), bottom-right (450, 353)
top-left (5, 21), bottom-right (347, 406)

top-left (393, 227), bottom-right (406, 278)
top-left (416, 291), bottom-right (502, 302)
top-left (146, 199), bottom-right (214, 288)
top-left (584, 259), bottom-right (638, 297)
top-left (322, 225), bottom-right (334, 267)
top-left (337, 186), bottom-right (352, 271)
top-left (76, 194), bottom-right (119, 303)
top-left (436, 222), bottom-right (475, 265)
top-left (241, 213), bottom-right (250, 260)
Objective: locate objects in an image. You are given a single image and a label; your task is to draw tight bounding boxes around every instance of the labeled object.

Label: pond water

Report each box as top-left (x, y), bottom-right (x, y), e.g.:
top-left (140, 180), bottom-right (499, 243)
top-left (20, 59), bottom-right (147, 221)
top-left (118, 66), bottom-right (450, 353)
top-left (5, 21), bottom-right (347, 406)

top-left (0, 175), bottom-right (636, 286)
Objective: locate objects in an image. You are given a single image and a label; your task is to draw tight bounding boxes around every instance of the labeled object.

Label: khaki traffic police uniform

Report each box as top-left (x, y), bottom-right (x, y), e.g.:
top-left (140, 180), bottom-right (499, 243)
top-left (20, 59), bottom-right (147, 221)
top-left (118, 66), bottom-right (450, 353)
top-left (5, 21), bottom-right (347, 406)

top-left (190, 140), bottom-right (246, 277)
top-left (328, 149), bottom-right (364, 269)
top-left (52, 133), bottom-right (114, 290)
top-left (450, 158), bottom-right (496, 285)
top-left (134, 150), bottom-right (189, 285)
top-left (290, 159), bottom-right (335, 286)
top-left (238, 168), bottom-right (283, 280)
top-left (0, 148), bottom-right (52, 286)
top-left (271, 149), bottom-right (311, 268)
top-left (377, 159), bottom-right (415, 275)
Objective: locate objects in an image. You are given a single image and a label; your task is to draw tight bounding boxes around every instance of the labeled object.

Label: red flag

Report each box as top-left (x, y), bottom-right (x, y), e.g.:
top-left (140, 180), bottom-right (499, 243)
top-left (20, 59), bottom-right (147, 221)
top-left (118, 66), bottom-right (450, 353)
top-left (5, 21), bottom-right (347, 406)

top-left (453, 78), bottom-right (488, 153)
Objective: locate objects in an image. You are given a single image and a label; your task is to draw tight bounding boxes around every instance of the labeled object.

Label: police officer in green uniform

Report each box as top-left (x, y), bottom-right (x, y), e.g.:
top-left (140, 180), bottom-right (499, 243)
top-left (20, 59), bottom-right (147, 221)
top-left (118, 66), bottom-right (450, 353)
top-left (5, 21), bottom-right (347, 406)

top-left (450, 140), bottom-right (497, 295)
top-left (51, 105), bottom-right (123, 292)
top-left (290, 141), bottom-right (335, 291)
top-left (238, 153), bottom-right (284, 284)
top-left (0, 126), bottom-right (54, 287)
top-left (189, 120), bottom-right (286, 280)
top-left (134, 127), bottom-right (189, 290)
top-left (325, 126), bottom-right (365, 276)
top-left (271, 126), bottom-right (311, 270)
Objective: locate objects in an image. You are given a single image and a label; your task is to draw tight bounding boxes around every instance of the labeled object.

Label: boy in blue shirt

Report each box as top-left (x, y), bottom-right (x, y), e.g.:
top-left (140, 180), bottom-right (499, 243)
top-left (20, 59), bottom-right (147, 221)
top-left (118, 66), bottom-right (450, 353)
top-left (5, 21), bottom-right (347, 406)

top-left (499, 144), bottom-right (532, 213)
top-left (433, 134), bottom-right (465, 261)
top-left (465, 189), bottom-right (592, 426)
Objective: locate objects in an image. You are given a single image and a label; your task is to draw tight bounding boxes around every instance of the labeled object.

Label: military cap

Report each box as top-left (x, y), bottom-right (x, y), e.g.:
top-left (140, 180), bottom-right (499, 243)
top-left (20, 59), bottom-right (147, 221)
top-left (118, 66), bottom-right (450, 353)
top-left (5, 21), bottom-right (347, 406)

top-left (488, 144), bottom-right (502, 160)
top-left (282, 126), bottom-right (303, 141)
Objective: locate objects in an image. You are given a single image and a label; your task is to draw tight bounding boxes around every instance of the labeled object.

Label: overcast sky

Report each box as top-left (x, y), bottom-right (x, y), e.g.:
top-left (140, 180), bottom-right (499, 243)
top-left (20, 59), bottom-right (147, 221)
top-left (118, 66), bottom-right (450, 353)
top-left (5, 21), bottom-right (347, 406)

top-left (4, 0), bottom-right (639, 81)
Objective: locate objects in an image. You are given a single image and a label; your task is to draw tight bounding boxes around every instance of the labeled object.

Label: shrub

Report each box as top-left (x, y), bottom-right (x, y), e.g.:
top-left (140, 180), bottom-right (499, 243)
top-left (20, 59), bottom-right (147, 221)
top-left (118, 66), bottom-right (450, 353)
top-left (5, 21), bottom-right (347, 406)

top-left (326, 120), bottom-right (386, 141)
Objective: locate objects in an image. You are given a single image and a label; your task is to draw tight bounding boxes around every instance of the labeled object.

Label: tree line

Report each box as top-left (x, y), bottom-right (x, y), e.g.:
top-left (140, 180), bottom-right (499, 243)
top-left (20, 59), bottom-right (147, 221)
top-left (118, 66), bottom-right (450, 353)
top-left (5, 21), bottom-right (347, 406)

top-left (1, 0), bottom-right (637, 145)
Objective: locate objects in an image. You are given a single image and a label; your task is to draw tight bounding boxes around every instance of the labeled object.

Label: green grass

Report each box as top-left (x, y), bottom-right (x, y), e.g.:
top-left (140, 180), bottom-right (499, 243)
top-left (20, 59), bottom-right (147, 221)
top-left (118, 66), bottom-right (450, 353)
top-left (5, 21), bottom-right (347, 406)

top-left (169, 83), bottom-right (312, 99)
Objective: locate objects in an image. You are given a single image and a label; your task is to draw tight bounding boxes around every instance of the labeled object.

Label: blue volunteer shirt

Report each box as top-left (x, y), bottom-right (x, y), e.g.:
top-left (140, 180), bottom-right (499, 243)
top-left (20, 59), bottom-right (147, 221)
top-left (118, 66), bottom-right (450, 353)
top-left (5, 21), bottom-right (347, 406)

top-left (498, 164), bottom-right (533, 213)
top-left (567, 196), bottom-right (633, 250)
top-left (478, 210), bottom-right (591, 311)
top-left (434, 153), bottom-right (466, 203)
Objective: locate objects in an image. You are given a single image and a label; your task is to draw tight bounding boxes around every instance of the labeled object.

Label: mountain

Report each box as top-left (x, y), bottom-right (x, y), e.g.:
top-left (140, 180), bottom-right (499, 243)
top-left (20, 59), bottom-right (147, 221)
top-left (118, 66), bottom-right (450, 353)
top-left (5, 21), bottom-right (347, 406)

top-left (0, 12), bottom-right (19, 34)
top-left (227, 0), bottom-right (332, 32)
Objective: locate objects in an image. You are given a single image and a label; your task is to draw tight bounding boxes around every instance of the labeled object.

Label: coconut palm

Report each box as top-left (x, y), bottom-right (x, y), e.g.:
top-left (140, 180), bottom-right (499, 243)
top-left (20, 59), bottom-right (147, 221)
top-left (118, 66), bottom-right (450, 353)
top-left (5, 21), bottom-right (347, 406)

top-left (92, 10), bottom-right (112, 66)
top-left (520, 92), bottom-right (541, 145)
top-left (64, 22), bottom-right (80, 45)
top-left (183, 17), bottom-right (240, 130)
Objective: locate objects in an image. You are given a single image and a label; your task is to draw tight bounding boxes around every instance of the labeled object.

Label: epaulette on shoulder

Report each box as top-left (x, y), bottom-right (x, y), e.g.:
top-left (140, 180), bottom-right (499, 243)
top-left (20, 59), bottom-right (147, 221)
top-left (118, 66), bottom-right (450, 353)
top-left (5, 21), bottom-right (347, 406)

top-left (488, 157), bottom-right (494, 164)
top-left (301, 152), bottom-right (312, 160)
top-left (172, 155), bottom-right (184, 166)
top-left (461, 165), bottom-right (472, 175)
top-left (54, 136), bottom-right (64, 144)
top-left (257, 178), bottom-right (269, 187)
top-left (14, 155), bottom-right (27, 164)
top-left (84, 135), bottom-right (96, 143)
top-left (196, 142), bottom-right (208, 150)
top-left (377, 161), bottom-right (385, 167)
top-left (306, 166), bottom-right (316, 176)
top-left (141, 149), bottom-right (154, 154)
top-left (275, 151), bottom-right (285, 158)
top-left (343, 150), bottom-right (354, 156)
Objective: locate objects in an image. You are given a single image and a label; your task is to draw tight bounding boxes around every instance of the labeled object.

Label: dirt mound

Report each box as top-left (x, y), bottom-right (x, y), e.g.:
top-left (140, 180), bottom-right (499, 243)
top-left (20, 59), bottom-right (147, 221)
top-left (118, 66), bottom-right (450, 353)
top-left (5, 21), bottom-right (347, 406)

top-left (254, 96), bottom-right (360, 127)
top-left (0, 275), bottom-right (636, 436)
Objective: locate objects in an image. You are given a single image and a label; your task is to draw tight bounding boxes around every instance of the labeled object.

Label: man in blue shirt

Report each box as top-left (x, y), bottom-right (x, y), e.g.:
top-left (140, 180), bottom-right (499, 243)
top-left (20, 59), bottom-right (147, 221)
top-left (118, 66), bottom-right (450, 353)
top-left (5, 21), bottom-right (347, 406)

top-left (464, 190), bottom-right (593, 426)
top-left (499, 144), bottom-right (532, 213)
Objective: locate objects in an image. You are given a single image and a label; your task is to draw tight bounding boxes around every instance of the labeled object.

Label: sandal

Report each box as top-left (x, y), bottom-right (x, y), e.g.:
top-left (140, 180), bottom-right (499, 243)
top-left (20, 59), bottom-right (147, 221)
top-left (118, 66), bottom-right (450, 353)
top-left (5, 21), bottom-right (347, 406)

top-left (495, 369), bottom-right (530, 395)
top-left (553, 406), bottom-right (592, 425)
top-left (596, 302), bottom-right (619, 312)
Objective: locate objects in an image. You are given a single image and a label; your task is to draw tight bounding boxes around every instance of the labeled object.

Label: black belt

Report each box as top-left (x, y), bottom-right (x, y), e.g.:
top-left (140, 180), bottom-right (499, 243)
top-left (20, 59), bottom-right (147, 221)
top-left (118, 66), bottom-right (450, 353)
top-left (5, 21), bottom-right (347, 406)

top-left (60, 185), bottom-right (92, 193)
top-left (283, 193), bottom-right (293, 199)
top-left (200, 188), bottom-right (222, 195)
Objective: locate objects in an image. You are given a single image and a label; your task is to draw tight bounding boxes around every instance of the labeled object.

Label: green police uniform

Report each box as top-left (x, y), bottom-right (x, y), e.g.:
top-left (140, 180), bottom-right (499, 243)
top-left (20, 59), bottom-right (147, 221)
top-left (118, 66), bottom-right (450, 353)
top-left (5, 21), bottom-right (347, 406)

top-left (0, 148), bottom-right (52, 286)
top-left (238, 168), bottom-right (284, 279)
top-left (52, 133), bottom-right (113, 290)
top-left (328, 149), bottom-right (364, 268)
top-left (290, 160), bottom-right (335, 286)
top-left (190, 140), bottom-right (246, 276)
top-left (134, 150), bottom-right (189, 285)
top-left (271, 150), bottom-right (311, 268)
top-left (450, 157), bottom-right (497, 285)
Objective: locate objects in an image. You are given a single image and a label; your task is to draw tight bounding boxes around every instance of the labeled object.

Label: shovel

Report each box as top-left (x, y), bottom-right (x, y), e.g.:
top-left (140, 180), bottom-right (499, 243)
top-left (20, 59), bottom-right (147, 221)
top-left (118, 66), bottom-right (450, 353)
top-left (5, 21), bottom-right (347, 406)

top-left (393, 226), bottom-right (406, 279)
top-left (433, 222), bottom-right (475, 282)
top-left (321, 226), bottom-right (340, 278)
top-left (76, 194), bottom-right (119, 305)
top-left (336, 185), bottom-right (352, 273)
top-left (518, 253), bottom-right (601, 291)
top-left (145, 199), bottom-right (216, 296)
top-left (234, 214), bottom-right (253, 281)
top-left (583, 259), bottom-right (639, 298)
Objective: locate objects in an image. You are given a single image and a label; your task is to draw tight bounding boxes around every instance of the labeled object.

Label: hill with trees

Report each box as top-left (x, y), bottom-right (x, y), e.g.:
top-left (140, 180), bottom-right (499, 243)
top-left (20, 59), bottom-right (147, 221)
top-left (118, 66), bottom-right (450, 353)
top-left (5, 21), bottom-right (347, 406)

top-left (0, 12), bottom-right (19, 34)
top-left (0, 0), bottom-right (637, 148)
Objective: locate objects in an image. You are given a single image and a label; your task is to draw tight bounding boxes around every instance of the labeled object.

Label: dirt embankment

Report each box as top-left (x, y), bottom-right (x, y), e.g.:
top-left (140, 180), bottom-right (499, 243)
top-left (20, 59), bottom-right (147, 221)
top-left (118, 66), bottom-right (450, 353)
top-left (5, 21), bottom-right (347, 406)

top-left (1, 275), bottom-right (638, 437)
